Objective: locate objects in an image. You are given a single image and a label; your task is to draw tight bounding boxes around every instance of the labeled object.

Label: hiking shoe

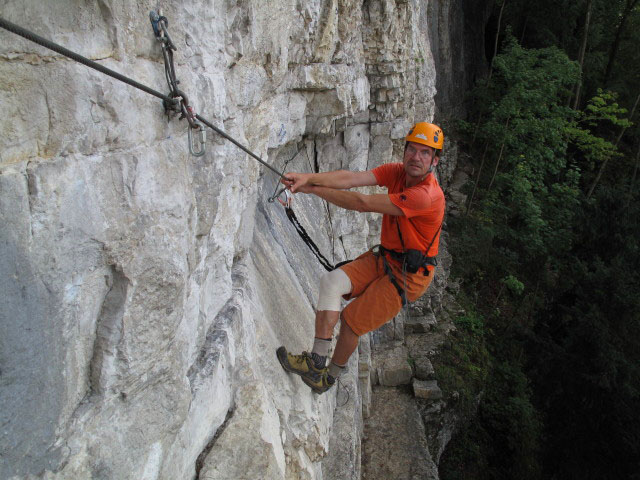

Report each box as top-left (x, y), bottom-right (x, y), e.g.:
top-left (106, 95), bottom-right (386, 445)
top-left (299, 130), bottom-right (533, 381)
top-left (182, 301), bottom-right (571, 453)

top-left (276, 346), bottom-right (322, 377)
top-left (276, 346), bottom-right (335, 393)
top-left (301, 368), bottom-right (336, 394)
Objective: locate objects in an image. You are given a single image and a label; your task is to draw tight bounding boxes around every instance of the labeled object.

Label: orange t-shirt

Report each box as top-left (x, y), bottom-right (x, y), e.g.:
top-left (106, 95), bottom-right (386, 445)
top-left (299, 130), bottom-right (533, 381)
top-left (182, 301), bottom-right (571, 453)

top-left (372, 163), bottom-right (445, 267)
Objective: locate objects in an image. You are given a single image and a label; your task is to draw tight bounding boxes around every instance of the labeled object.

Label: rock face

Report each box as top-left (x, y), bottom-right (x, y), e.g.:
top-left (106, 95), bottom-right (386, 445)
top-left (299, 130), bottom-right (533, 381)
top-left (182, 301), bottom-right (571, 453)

top-left (0, 1), bottom-right (456, 479)
top-left (427, 0), bottom-right (492, 119)
top-left (362, 387), bottom-right (439, 480)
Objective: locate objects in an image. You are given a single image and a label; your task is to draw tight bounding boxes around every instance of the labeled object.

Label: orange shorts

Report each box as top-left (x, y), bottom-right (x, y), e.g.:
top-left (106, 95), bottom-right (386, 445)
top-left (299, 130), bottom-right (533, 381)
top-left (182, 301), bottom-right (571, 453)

top-left (339, 250), bottom-right (434, 336)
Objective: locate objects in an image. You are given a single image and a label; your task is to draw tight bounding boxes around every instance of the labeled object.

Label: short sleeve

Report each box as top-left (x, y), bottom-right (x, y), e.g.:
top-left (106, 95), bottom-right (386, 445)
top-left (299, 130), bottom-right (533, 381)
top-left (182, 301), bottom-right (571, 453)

top-left (388, 186), bottom-right (436, 218)
top-left (372, 163), bottom-right (403, 188)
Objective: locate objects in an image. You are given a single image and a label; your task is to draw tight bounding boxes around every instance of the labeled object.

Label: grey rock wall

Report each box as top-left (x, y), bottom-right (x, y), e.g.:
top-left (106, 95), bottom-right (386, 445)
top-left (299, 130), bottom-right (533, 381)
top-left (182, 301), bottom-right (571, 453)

top-left (427, 0), bottom-right (492, 119)
top-left (0, 1), bottom-right (448, 479)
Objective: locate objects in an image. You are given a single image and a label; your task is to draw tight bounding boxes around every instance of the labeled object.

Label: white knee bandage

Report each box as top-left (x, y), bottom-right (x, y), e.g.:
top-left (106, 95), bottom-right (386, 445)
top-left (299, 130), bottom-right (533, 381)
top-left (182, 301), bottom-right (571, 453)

top-left (317, 268), bottom-right (352, 312)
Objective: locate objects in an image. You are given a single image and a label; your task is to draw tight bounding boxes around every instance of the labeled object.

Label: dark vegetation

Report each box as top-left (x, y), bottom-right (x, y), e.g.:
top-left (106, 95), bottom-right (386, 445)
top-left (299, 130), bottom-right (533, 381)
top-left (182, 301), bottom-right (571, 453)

top-left (437, 1), bottom-right (640, 478)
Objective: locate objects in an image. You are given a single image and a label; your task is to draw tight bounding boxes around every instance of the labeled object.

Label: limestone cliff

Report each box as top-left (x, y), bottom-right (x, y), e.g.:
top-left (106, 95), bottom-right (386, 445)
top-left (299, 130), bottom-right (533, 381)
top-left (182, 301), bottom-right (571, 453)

top-left (0, 1), bottom-right (480, 479)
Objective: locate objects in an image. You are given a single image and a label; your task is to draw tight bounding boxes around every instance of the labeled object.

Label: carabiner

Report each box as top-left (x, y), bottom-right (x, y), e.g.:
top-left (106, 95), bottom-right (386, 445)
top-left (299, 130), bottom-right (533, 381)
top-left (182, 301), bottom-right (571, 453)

top-left (268, 185), bottom-right (287, 203)
top-left (149, 10), bottom-right (175, 50)
top-left (277, 188), bottom-right (293, 209)
top-left (188, 122), bottom-right (206, 157)
top-left (149, 10), bottom-right (162, 38)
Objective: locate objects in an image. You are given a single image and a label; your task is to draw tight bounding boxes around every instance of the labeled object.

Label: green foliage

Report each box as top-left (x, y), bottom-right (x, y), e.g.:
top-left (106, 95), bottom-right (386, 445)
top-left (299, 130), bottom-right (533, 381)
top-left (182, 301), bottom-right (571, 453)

top-left (438, 302), bottom-right (542, 480)
top-left (566, 89), bottom-right (630, 174)
top-left (455, 310), bottom-right (486, 336)
top-left (464, 32), bottom-right (590, 285)
top-left (582, 89), bottom-right (632, 128)
top-left (501, 275), bottom-right (524, 296)
top-left (434, 307), bottom-right (490, 417)
top-left (443, 2), bottom-right (640, 478)
top-left (446, 7), bottom-right (640, 477)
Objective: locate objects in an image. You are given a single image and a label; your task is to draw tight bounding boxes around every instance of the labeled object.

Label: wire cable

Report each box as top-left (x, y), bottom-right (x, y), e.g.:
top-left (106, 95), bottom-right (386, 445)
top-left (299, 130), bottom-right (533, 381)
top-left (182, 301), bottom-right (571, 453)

top-left (0, 16), bottom-right (288, 181)
top-left (0, 16), bottom-right (178, 107)
top-left (195, 114), bottom-right (285, 178)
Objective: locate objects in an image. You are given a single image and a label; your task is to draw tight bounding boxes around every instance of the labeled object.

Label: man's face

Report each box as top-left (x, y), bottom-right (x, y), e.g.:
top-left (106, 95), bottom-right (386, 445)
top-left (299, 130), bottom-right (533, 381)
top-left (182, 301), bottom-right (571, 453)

top-left (403, 141), bottom-right (439, 178)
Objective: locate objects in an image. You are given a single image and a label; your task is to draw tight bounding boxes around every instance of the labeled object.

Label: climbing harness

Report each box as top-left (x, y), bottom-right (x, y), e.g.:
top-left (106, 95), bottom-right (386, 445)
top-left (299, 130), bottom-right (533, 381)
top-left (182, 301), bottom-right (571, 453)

top-left (280, 193), bottom-right (353, 272)
top-left (374, 215), bottom-right (444, 307)
top-left (284, 202), bottom-right (356, 272)
top-left (285, 204), bottom-right (336, 272)
top-left (265, 147), bottom-right (350, 271)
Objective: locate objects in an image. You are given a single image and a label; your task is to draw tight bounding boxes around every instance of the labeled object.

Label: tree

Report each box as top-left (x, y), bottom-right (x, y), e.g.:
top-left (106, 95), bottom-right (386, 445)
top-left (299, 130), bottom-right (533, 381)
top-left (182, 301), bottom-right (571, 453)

top-left (571, 0), bottom-right (593, 109)
top-left (562, 89), bottom-right (632, 197)
top-left (466, 35), bottom-right (580, 263)
top-left (586, 90), bottom-right (637, 197)
top-left (445, 3), bottom-right (640, 478)
top-left (603, 0), bottom-right (640, 85)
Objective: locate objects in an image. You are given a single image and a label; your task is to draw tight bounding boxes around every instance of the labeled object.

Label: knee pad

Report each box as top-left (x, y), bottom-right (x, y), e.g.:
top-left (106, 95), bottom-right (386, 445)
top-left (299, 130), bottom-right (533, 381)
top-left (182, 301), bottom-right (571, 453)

top-left (317, 268), bottom-right (352, 312)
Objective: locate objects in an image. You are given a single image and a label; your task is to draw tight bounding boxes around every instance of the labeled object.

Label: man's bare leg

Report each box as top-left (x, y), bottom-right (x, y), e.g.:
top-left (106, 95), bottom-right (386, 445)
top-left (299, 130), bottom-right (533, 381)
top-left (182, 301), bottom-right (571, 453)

top-left (330, 318), bottom-right (358, 366)
top-left (309, 310), bottom-right (340, 369)
top-left (315, 310), bottom-right (340, 338)
top-left (314, 310), bottom-right (358, 377)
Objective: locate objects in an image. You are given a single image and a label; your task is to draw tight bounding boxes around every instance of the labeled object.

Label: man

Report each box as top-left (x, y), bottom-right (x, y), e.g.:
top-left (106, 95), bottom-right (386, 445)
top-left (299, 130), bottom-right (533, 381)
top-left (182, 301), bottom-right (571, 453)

top-left (276, 122), bottom-right (445, 393)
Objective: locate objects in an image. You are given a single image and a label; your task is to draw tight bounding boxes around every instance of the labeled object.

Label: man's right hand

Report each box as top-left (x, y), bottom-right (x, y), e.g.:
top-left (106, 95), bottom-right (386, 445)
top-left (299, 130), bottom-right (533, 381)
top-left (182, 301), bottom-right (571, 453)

top-left (281, 172), bottom-right (312, 193)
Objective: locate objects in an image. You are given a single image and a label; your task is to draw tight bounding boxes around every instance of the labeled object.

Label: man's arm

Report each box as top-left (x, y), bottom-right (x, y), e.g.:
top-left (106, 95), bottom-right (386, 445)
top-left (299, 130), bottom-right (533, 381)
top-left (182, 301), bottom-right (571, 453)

top-left (303, 185), bottom-right (404, 216)
top-left (282, 170), bottom-right (377, 192)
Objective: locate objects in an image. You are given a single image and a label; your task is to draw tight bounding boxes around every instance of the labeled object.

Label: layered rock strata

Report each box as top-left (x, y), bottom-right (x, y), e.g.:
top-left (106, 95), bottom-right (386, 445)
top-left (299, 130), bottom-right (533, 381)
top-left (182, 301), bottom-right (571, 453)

top-left (0, 1), bottom-right (450, 479)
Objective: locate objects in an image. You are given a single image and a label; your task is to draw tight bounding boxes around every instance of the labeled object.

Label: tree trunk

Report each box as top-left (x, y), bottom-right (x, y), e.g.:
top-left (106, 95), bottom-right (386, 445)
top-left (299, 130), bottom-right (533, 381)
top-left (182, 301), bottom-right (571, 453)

top-left (603, 0), bottom-right (639, 86)
top-left (520, 13), bottom-right (529, 44)
top-left (472, 0), bottom-right (507, 146)
top-left (487, 0), bottom-right (507, 83)
top-left (571, 0), bottom-right (593, 110)
top-left (466, 142), bottom-right (490, 215)
top-left (487, 116), bottom-right (512, 192)
top-left (587, 91), bottom-right (640, 198)
top-left (625, 141), bottom-right (640, 210)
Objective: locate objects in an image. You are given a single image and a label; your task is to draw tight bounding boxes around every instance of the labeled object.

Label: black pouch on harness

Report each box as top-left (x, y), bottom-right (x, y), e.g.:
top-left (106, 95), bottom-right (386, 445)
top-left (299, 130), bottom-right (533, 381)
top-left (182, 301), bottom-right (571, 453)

top-left (394, 216), bottom-right (442, 275)
top-left (404, 249), bottom-right (436, 274)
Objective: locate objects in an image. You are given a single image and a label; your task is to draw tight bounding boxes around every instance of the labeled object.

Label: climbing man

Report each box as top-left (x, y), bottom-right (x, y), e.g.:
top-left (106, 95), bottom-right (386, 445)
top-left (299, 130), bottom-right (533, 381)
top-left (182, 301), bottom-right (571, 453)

top-left (276, 122), bottom-right (446, 394)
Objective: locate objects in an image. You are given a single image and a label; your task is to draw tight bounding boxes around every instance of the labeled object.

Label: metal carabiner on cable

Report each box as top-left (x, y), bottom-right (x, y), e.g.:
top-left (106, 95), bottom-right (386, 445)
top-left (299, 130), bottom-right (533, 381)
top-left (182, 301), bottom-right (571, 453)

top-left (188, 122), bottom-right (206, 157)
top-left (179, 100), bottom-right (205, 157)
top-left (149, 10), bottom-right (162, 37)
top-left (149, 10), bottom-right (176, 50)
top-left (277, 188), bottom-right (293, 209)
top-left (268, 185), bottom-right (288, 203)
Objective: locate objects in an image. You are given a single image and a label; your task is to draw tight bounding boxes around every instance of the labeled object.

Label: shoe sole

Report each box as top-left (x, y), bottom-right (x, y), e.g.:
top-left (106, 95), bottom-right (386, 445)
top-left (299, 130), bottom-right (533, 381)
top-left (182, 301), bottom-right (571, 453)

top-left (301, 374), bottom-right (331, 394)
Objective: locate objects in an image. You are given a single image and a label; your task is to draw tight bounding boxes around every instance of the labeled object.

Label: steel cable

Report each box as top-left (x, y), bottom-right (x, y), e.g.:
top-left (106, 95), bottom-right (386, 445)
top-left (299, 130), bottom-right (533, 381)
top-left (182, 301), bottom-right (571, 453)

top-left (0, 17), bottom-right (178, 106)
top-left (195, 114), bottom-right (285, 178)
top-left (0, 16), bottom-right (287, 179)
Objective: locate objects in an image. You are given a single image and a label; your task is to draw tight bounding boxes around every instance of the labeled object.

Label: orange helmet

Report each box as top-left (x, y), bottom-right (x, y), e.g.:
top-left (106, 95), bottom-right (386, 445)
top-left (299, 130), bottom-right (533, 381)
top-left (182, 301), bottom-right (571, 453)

top-left (406, 122), bottom-right (444, 150)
